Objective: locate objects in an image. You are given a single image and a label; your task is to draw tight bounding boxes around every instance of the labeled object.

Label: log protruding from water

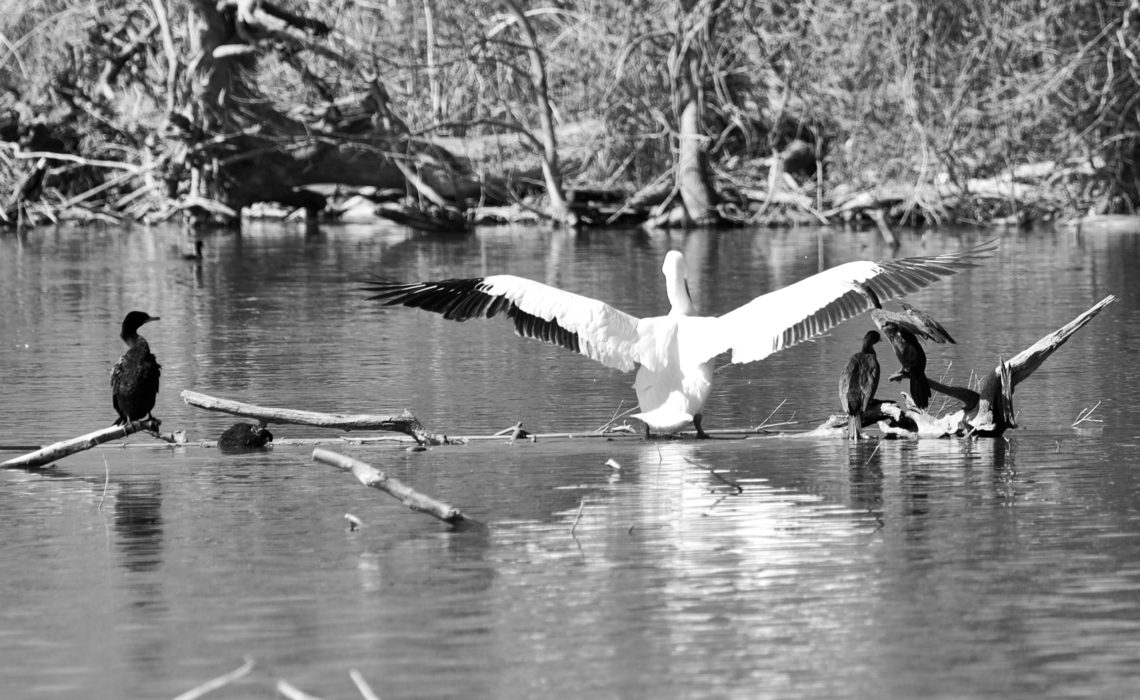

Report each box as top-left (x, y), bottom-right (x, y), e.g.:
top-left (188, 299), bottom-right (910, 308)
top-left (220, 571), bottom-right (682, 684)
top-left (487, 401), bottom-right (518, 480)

top-left (312, 448), bottom-right (467, 525)
top-left (817, 294), bottom-right (1118, 439)
top-left (1, 418), bottom-right (167, 470)
top-left (181, 390), bottom-right (439, 444)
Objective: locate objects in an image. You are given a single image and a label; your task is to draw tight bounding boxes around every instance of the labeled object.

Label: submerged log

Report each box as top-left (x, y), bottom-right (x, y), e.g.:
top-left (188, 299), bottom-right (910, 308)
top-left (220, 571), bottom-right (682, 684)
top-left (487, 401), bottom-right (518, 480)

top-left (180, 389), bottom-right (440, 444)
top-left (1, 418), bottom-right (168, 470)
top-left (312, 448), bottom-right (468, 525)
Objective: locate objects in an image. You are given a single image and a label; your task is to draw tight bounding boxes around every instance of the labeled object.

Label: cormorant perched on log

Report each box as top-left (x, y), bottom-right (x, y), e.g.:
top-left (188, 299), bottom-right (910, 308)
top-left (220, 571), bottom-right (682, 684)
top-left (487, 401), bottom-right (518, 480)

top-left (839, 330), bottom-right (881, 440)
top-left (218, 423), bottom-right (274, 451)
top-left (111, 311), bottom-right (161, 427)
top-left (860, 285), bottom-right (955, 410)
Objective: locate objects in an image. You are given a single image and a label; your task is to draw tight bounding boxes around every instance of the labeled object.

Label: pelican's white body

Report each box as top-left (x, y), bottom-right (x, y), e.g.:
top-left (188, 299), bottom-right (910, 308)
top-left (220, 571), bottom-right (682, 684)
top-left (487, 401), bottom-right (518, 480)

top-left (631, 315), bottom-right (716, 432)
top-left (372, 243), bottom-right (993, 434)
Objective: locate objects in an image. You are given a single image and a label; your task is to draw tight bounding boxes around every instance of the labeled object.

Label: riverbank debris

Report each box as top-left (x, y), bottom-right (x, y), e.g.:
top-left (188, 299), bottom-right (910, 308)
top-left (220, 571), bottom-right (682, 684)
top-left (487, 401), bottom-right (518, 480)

top-left (312, 448), bottom-right (469, 526)
top-left (181, 389), bottom-right (442, 445)
top-left (1, 418), bottom-right (182, 470)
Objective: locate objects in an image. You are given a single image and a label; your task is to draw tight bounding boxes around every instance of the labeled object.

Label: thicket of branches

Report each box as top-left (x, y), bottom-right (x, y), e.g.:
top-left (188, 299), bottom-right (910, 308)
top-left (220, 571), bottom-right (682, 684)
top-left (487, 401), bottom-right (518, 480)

top-left (3, 0), bottom-right (1140, 223)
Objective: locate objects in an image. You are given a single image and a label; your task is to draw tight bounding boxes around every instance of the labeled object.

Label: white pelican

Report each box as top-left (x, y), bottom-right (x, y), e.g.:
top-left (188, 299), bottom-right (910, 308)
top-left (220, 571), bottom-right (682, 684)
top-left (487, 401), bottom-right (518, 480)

top-left (363, 240), bottom-right (996, 437)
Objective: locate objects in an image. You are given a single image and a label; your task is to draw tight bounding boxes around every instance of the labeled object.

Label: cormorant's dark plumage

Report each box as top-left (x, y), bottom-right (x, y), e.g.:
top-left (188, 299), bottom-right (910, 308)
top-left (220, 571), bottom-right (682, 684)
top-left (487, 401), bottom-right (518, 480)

top-left (839, 330), bottom-right (881, 440)
top-left (861, 285), bottom-right (955, 410)
top-left (111, 311), bottom-right (161, 426)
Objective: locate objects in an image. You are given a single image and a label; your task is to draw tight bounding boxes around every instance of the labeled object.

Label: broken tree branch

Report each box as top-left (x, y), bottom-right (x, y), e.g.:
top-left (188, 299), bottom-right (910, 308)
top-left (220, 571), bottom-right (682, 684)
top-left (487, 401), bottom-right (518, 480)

top-left (181, 389), bottom-right (437, 444)
top-left (312, 448), bottom-right (467, 525)
top-left (1, 418), bottom-right (164, 470)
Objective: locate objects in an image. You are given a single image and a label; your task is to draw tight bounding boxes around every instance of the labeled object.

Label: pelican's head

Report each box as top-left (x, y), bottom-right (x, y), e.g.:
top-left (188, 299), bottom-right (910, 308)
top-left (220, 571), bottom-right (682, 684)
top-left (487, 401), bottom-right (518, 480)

top-left (661, 251), bottom-right (695, 315)
top-left (662, 250), bottom-right (686, 279)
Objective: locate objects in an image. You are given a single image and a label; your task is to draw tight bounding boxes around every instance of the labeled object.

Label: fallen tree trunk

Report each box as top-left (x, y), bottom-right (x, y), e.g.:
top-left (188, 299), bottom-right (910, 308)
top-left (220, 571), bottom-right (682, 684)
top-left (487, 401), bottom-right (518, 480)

top-left (180, 389), bottom-right (439, 444)
top-left (1, 418), bottom-right (168, 470)
top-left (312, 448), bottom-right (468, 525)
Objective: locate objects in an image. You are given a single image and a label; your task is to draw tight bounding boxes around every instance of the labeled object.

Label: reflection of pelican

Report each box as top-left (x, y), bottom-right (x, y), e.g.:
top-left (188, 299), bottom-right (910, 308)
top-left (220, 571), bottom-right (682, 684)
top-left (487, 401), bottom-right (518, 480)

top-left (862, 285), bottom-right (955, 410)
top-left (364, 242), bottom-right (994, 436)
top-left (839, 330), bottom-right (881, 440)
top-left (111, 311), bottom-right (162, 427)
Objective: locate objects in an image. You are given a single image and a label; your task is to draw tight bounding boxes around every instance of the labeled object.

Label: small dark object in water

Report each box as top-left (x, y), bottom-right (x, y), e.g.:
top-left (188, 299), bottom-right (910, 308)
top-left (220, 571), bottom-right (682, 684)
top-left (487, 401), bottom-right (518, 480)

top-left (182, 240), bottom-right (204, 261)
top-left (111, 311), bottom-right (162, 427)
top-left (218, 423), bottom-right (274, 450)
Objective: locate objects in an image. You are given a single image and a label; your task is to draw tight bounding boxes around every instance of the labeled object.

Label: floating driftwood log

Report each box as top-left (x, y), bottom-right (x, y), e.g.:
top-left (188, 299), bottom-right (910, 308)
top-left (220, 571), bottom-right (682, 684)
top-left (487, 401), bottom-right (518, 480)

top-left (312, 448), bottom-right (468, 525)
top-left (811, 294), bottom-right (1118, 439)
top-left (181, 390), bottom-right (440, 445)
top-left (0, 418), bottom-right (178, 470)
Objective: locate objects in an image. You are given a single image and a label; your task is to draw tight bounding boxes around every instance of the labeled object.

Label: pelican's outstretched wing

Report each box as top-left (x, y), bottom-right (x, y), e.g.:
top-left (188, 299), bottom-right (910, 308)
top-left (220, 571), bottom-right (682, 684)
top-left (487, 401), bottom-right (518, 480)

top-left (362, 275), bottom-right (643, 371)
top-left (706, 239), bottom-right (997, 365)
top-left (897, 302), bottom-right (956, 343)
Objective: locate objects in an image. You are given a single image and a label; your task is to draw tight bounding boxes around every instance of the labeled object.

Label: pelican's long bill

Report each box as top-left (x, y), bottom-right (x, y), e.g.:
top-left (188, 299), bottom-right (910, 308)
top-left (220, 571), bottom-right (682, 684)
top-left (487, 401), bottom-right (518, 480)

top-left (362, 239), bottom-right (997, 436)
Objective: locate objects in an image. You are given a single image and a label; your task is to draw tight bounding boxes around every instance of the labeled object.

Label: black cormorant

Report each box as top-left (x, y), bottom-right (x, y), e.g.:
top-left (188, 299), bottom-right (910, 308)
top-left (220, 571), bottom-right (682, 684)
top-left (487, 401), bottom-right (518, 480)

top-left (111, 311), bottom-right (162, 427)
top-left (839, 330), bottom-right (881, 440)
top-left (861, 285), bottom-right (955, 410)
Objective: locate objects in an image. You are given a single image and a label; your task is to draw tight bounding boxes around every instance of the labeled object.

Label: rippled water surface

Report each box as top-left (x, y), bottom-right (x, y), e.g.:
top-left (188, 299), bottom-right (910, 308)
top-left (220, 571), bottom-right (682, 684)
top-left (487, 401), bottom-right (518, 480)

top-left (2, 224), bottom-right (1140, 698)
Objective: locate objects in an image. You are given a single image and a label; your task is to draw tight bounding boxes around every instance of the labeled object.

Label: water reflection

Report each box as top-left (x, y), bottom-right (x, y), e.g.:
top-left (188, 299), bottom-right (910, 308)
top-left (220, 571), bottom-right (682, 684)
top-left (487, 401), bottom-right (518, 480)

top-left (113, 479), bottom-right (164, 574)
top-left (3, 225), bottom-right (1140, 698)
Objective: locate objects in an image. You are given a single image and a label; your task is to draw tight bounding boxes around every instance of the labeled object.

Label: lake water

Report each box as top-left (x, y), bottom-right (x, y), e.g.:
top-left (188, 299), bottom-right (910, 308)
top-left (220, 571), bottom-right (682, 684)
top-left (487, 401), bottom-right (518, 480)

top-left (2, 223), bottom-right (1139, 698)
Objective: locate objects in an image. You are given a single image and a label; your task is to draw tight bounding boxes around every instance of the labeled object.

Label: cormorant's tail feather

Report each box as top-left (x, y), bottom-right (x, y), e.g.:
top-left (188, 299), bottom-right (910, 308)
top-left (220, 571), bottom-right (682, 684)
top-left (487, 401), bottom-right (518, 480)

top-left (910, 372), bottom-right (932, 410)
top-left (847, 414), bottom-right (862, 440)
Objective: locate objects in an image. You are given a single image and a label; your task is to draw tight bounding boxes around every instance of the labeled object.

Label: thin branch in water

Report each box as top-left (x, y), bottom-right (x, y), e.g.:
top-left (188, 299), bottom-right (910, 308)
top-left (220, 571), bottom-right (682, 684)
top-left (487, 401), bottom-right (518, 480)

top-left (349, 669), bottom-right (382, 700)
top-left (1072, 401), bottom-right (1103, 427)
top-left (569, 497), bottom-right (586, 536)
top-left (276, 680), bottom-right (325, 700)
top-left (171, 657), bottom-right (255, 700)
top-left (863, 442), bottom-right (882, 468)
top-left (98, 450), bottom-right (110, 512)
top-left (595, 401), bottom-right (638, 433)
top-left (754, 398), bottom-right (800, 431)
top-left (683, 457), bottom-right (743, 494)
top-left (702, 495), bottom-right (728, 516)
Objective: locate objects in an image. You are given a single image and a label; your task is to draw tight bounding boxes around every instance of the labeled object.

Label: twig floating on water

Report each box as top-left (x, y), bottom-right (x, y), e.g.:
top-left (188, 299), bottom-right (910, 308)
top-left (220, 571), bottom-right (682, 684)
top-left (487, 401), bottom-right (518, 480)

top-left (312, 448), bottom-right (467, 525)
top-left (171, 657), bottom-right (255, 700)
top-left (570, 497), bottom-right (586, 536)
top-left (753, 398), bottom-right (789, 431)
top-left (595, 401), bottom-right (638, 433)
top-left (98, 451), bottom-right (110, 512)
top-left (349, 669), bottom-right (382, 700)
top-left (1072, 401), bottom-right (1103, 427)
top-left (683, 457), bottom-right (744, 494)
top-left (276, 680), bottom-right (325, 700)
